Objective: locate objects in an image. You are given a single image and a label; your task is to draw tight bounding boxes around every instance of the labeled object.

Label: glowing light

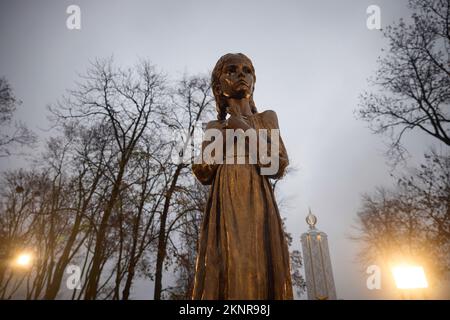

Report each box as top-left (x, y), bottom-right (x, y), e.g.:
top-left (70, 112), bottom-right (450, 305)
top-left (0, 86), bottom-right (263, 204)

top-left (15, 252), bottom-right (33, 268)
top-left (391, 264), bottom-right (428, 289)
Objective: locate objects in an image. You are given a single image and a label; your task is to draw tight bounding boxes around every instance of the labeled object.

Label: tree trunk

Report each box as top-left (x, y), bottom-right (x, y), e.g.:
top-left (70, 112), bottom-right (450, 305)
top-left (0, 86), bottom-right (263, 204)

top-left (153, 164), bottom-right (183, 300)
top-left (84, 162), bottom-right (126, 300)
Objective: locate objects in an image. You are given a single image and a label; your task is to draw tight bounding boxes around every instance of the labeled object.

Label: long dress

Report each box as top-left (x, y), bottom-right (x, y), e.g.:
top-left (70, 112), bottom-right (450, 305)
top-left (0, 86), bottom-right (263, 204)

top-left (191, 110), bottom-right (293, 300)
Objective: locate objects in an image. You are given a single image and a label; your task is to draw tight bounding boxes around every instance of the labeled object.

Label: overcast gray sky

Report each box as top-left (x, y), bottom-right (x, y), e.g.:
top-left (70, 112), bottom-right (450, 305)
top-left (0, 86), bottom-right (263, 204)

top-left (0, 0), bottom-right (446, 299)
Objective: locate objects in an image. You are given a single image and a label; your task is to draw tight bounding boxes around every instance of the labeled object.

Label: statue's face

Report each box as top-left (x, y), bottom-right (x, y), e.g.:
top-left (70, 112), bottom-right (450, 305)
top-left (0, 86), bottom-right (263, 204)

top-left (218, 57), bottom-right (254, 99)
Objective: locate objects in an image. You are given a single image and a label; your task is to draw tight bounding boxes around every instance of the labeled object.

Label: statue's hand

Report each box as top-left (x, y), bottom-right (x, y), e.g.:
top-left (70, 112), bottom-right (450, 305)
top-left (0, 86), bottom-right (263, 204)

top-left (226, 115), bottom-right (251, 131)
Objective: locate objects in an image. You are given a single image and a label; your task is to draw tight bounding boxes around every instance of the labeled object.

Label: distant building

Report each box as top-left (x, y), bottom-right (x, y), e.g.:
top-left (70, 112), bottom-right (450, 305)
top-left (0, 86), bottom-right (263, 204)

top-left (301, 209), bottom-right (337, 300)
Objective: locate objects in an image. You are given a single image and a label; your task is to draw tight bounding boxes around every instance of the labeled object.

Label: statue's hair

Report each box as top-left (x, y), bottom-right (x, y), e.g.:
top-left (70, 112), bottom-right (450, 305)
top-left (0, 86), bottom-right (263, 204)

top-left (211, 53), bottom-right (257, 121)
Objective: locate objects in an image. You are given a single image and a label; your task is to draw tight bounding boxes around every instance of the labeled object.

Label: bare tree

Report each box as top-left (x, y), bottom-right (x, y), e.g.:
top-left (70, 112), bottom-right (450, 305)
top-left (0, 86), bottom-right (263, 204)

top-left (357, 0), bottom-right (450, 163)
top-left (152, 75), bottom-right (214, 300)
top-left (271, 166), bottom-right (306, 297)
top-left (164, 180), bottom-right (208, 299)
top-left (284, 231), bottom-right (307, 298)
top-left (42, 122), bottom-right (109, 299)
top-left (353, 150), bottom-right (450, 283)
top-left (0, 77), bottom-right (36, 157)
top-left (108, 134), bottom-right (167, 300)
top-left (0, 169), bottom-right (41, 299)
top-left (49, 58), bottom-right (166, 299)
top-left (0, 168), bottom-right (76, 299)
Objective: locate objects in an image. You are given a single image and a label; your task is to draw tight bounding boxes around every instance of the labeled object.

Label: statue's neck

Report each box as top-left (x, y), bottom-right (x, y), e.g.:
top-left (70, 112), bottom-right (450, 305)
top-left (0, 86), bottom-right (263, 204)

top-left (227, 98), bottom-right (252, 116)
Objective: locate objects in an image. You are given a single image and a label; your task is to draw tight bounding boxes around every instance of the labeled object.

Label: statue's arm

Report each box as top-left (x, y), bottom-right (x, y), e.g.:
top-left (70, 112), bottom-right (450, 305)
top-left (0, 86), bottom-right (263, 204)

top-left (192, 120), bottom-right (224, 185)
top-left (259, 110), bottom-right (289, 179)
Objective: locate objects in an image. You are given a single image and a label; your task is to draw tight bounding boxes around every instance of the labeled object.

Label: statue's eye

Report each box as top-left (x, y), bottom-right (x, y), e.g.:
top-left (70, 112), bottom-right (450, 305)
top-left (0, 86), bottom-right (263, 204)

top-left (227, 65), bottom-right (237, 74)
top-left (243, 66), bottom-right (252, 74)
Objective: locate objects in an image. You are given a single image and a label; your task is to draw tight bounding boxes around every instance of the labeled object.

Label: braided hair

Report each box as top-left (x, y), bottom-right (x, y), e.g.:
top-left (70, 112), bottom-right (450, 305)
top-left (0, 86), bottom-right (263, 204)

top-left (211, 53), bottom-right (258, 121)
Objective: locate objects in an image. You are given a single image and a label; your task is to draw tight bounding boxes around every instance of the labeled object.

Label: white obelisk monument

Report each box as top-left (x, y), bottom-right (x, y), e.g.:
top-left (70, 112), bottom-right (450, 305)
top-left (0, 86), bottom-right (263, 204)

top-left (301, 209), bottom-right (337, 300)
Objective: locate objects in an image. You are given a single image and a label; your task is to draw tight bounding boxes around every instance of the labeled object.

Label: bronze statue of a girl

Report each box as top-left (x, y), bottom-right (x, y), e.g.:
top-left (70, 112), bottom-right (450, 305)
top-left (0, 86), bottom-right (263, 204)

top-left (192, 53), bottom-right (293, 299)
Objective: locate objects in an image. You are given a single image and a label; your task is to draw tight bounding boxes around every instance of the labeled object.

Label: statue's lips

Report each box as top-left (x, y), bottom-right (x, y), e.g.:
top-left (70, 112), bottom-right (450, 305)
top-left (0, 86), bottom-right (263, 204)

top-left (236, 80), bottom-right (249, 87)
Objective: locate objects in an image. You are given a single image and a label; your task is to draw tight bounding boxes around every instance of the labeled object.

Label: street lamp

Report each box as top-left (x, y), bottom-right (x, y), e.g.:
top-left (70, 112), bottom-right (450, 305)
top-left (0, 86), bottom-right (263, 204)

top-left (391, 264), bottom-right (428, 299)
top-left (13, 252), bottom-right (33, 269)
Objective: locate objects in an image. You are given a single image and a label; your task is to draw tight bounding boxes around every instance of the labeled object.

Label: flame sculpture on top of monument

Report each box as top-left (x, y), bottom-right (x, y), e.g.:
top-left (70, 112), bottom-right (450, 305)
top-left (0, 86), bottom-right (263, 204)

top-left (301, 209), bottom-right (337, 300)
